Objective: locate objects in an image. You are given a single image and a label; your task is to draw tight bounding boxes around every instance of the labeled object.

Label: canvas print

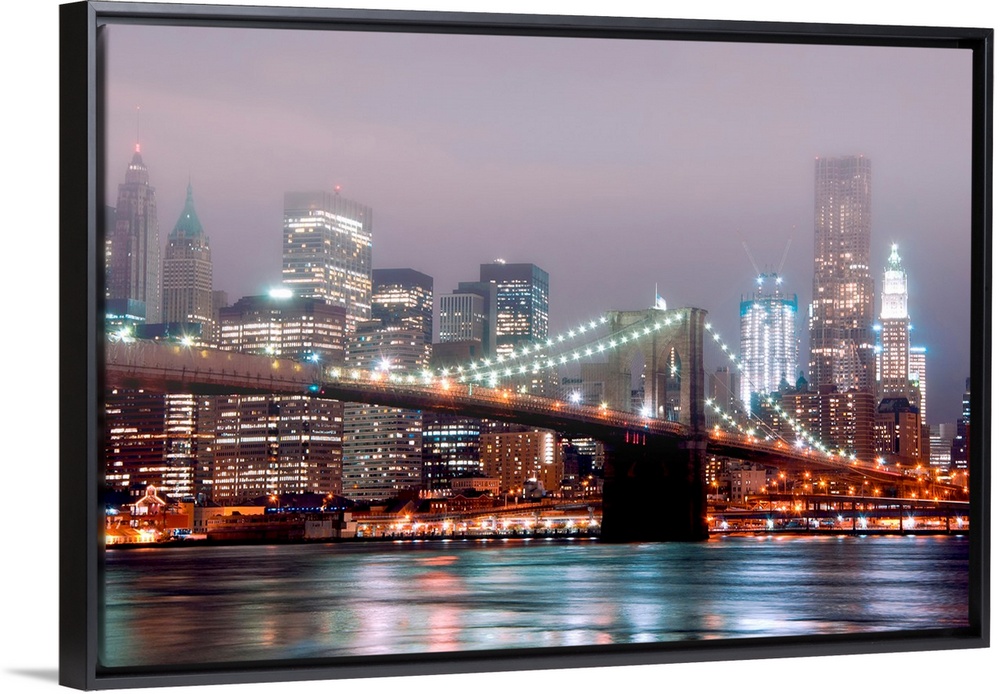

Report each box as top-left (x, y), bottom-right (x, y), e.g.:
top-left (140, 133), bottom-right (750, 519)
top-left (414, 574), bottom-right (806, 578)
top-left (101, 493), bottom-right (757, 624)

top-left (98, 18), bottom-right (974, 671)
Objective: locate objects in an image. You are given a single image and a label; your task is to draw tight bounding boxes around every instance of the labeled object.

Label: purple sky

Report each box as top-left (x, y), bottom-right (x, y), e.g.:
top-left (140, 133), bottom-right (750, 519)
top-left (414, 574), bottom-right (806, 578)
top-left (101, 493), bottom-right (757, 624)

top-left (103, 23), bottom-right (972, 425)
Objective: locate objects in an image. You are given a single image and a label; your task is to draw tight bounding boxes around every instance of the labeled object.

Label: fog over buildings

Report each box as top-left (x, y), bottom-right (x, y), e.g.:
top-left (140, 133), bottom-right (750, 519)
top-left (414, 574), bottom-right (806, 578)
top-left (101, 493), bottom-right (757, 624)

top-left (103, 24), bottom-right (971, 425)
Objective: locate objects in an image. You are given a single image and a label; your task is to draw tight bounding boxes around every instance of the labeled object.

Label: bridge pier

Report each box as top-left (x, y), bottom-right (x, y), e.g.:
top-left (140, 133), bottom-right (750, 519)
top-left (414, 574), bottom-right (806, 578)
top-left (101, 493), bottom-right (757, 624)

top-left (601, 435), bottom-right (708, 542)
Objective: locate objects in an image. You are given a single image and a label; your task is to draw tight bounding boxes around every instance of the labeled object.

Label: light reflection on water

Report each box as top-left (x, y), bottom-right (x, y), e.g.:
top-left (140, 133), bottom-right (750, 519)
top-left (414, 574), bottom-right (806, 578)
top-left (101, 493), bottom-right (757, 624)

top-left (101, 535), bottom-right (969, 668)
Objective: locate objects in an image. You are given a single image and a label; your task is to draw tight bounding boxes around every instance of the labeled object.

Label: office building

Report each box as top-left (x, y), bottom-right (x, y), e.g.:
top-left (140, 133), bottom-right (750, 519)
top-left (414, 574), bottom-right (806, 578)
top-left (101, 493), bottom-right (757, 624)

top-left (107, 144), bottom-right (161, 323)
top-left (439, 291), bottom-right (490, 349)
top-left (371, 268), bottom-right (433, 340)
top-left (479, 261), bottom-right (549, 359)
top-left (951, 378), bottom-right (971, 469)
top-left (342, 323), bottom-right (428, 502)
top-left (341, 270), bottom-right (433, 502)
top-left (161, 183), bottom-right (214, 336)
top-left (282, 189), bottom-right (372, 334)
top-left (211, 394), bottom-right (343, 502)
top-left (213, 292), bottom-right (348, 502)
top-left (877, 244), bottom-right (915, 399)
top-left (218, 292), bottom-right (347, 362)
top-left (929, 422), bottom-right (957, 471)
top-left (480, 429), bottom-right (563, 498)
top-left (104, 388), bottom-right (215, 501)
top-left (739, 273), bottom-right (798, 412)
top-left (873, 396), bottom-right (923, 464)
top-left (809, 155), bottom-right (876, 394)
top-left (909, 346), bottom-right (927, 425)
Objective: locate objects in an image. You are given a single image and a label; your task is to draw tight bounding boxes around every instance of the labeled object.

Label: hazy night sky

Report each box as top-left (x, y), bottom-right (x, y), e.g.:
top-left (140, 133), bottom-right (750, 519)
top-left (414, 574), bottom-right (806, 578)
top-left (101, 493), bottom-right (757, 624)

top-left (103, 23), bottom-right (972, 425)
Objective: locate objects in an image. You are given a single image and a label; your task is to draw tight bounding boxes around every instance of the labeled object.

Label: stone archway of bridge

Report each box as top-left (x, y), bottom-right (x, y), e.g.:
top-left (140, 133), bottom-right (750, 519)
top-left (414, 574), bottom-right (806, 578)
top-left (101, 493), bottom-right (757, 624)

top-left (604, 308), bottom-right (705, 432)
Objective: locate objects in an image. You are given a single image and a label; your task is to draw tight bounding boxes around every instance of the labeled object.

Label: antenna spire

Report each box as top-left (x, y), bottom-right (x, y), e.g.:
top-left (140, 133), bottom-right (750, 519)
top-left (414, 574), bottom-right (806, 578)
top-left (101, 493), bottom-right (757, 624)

top-left (135, 105), bottom-right (141, 153)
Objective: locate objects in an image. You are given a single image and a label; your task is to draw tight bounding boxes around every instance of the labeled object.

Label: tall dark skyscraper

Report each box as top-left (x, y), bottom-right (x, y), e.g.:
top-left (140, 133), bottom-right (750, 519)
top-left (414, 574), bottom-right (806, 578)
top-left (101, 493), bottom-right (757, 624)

top-left (809, 155), bottom-right (875, 394)
top-left (107, 144), bottom-right (161, 323)
top-left (161, 183), bottom-right (213, 337)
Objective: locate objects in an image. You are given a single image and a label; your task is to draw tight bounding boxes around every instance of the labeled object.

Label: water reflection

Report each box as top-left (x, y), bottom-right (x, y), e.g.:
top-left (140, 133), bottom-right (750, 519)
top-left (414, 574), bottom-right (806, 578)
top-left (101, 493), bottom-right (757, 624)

top-left (101, 535), bottom-right (969, 668)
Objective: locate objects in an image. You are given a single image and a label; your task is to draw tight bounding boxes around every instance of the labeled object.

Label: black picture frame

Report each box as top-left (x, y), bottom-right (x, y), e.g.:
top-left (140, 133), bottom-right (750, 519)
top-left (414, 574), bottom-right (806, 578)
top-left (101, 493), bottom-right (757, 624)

top-left (58, 1), bottom-right (992, 690)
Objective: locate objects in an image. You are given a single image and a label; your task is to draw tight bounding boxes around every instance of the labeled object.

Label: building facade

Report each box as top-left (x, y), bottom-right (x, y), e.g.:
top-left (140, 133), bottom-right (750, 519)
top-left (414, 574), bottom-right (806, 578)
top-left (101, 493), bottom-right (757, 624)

top-left (211, 394), bottom-right (343, 502)
top-left (739, 273), bottom-right (798, 412)
top-left (161, 183), bottom-right (214, 337)
top-left (371, 268), bottom-right (434, 349)
top-left (342, 269), bottom-right (433, 502)
top-left (873, 396), bottom-right (923, 464)
top-left (107, 145), bottom-right (161, 323)
top-left (218, 293), bottom-right (347, 362)
top-left (809, 155), bottom-right (876, 394)
top-left (877, 244), bottom-right (913, 398)
top-left (909, 346), bottom-right (927, 425)
top-left (282, 190), bottom-right (373, 334)
top-left (480, 429), bottom-right (563, 497)
top-left (213, 293), bottom-right (348, 501)
top-left (479, 261), bottom-right (549, 359)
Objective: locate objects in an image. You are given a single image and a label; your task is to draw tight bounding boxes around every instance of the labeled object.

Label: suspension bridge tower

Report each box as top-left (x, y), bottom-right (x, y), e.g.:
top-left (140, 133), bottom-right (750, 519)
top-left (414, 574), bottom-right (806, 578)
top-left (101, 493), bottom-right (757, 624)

top-left (600, 306), bottom-right (709, 541)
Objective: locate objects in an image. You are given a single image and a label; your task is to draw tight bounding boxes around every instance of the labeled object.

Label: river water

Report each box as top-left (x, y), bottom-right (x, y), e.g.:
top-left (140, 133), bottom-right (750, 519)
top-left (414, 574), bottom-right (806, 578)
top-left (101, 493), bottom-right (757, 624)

top-left (101, 534), bottom-right (969, 668)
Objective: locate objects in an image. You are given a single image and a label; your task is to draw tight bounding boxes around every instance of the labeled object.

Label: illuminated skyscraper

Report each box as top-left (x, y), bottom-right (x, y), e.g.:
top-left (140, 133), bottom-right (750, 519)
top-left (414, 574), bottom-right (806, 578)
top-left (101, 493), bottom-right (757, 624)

top-left (218, 293), bottom-right (347, 362)
top-left (480, 261), bottom-right (549, 359)
top-left (909, 346), bottom-right (927, 426)
top-left (809, 155), bottom-right (875, 393)
top-left (161, 183), bottom-right (213, 337)
top-left (107, 144), bottom-right (161, 323)
top-left (213, 293), bottom-right (348, 502)
top-left (341, 270), bottom-right (433, 502)
top-left (104, 388), bottom-right (215, 501)
top-left (342, 327), bottom-right (427, 502)
top-left (739, 273), bottom-right (798, 411)
top-left (282, 189), bottom-right (372, 334)
top-left (371, 268), bottom-right (434, 362)
top-left (877, 244), bottom-right (911, 395)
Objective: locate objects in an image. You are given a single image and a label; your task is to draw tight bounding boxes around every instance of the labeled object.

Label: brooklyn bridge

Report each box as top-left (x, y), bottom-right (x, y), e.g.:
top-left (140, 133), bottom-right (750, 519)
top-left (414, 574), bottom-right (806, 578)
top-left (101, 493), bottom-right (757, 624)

top-left (106, 306), bottom-right (966, 541)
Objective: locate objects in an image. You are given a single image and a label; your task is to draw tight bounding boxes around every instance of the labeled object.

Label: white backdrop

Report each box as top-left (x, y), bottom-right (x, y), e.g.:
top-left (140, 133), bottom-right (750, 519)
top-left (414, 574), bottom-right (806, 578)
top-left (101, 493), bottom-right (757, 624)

top-left (2, 2), bottom-right (995, 693)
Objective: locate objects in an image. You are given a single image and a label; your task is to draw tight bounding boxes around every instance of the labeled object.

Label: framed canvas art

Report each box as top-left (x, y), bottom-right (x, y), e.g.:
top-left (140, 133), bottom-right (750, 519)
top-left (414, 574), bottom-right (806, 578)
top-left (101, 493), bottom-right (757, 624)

top-left (58, 1), bottom-right (991, 690)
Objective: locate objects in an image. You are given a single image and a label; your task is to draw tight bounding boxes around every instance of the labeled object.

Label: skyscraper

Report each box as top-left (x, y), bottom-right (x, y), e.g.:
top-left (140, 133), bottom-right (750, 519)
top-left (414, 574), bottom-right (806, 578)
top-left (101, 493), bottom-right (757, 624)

top-left (877, 244), bottom-right (911, 397)
top-left (439, 291), bottom-right (490, 349)
top-left (427, 279), bottom-right (495, 493)
top-left (909, 346), bottom-right (928, 426)
top-left (479, 261), bottom-right (549, 359)
top-left (161, 183), bottom-right (213, 336)
top-left (342, 269), bottom-right (433, 502)
top-left (213, 293), bottom-right (348, 501)
top-left (218, 293), bottom-right (347, 362)
top-left (739, 273), bottom-right (797, 411)
top-left (107, 144), bottom-right (161, 323)
top-left (282, 189), bottom-right (373, 334)
top-left (809, 155), bottom-right (875, 394)
top-left (371, 268), bottom-right (434, 359)
top-left (950, 378), bottom-right (971, 470)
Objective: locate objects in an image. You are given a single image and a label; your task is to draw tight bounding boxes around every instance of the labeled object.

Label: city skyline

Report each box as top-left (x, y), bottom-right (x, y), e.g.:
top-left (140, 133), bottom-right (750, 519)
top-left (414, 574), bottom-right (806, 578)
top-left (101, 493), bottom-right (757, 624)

top-left (103, 23), bottom-right (972, 426)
